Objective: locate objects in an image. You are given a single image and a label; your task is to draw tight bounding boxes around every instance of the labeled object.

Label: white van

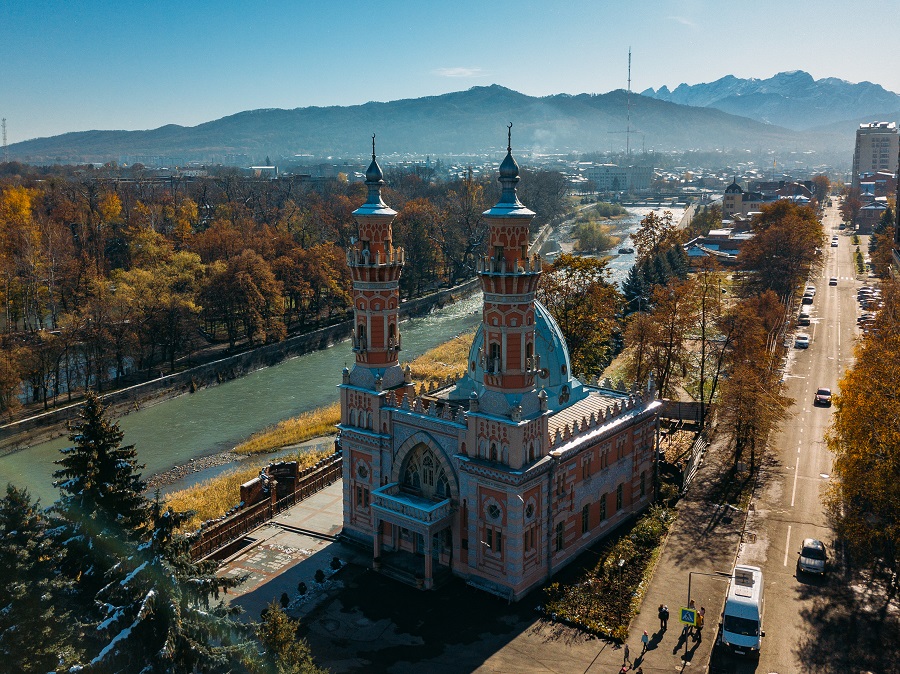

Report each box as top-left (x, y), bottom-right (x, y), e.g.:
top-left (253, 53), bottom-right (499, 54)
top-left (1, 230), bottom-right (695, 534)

top-left (719, 565), bottom-right (765, 657)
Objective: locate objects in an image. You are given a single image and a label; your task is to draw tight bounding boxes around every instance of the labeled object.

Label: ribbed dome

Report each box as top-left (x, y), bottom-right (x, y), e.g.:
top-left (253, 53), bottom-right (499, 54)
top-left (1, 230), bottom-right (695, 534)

top-left (451, 300), bottom-right (587, 414)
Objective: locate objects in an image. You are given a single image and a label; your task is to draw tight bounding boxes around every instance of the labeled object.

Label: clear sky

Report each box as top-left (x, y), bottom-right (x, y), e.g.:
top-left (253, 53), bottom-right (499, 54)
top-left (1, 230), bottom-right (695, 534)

top-left (2, 0), bottom-right (897, 144)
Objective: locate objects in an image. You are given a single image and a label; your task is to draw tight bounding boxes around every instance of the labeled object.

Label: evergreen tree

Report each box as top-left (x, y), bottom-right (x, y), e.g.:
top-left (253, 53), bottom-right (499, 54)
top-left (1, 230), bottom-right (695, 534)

top-left (665, 245), bottom-right (690, 280)
top-left (651, 253), bottom-right (672, 287)
top-left (257, 602), bottom-right (327, 674)
top-left (51, 391), bottom-right (150, 656)
top-left (85, 500), bottom-right (255, 673)
top-left (0, 485), bottom-right (76, 673)
top-left (621, 264), bottom-right (648, 315)
top-left (53, 391), bottom-right (149, 540)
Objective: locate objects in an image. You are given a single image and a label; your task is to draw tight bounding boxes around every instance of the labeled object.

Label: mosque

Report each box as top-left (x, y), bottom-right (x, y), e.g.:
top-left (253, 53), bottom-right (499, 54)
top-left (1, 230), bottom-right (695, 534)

top-left (339, 132), bottom-right (661, 600)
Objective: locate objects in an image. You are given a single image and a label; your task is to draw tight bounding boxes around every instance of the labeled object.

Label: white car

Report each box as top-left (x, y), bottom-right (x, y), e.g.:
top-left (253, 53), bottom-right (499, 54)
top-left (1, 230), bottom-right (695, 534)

top-left (797, 538), bottom-right (828, 575)
top-left (795, 334), bottom-right (810, 349)
top-left (805, 284), bottom-right (816, 296)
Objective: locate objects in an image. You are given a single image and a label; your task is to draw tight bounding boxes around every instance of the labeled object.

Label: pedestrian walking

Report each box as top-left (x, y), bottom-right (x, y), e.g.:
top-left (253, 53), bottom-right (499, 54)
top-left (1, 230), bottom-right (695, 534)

top-left (658, 603), bottom-right (669, 630)
top-left (623, 643), bottom-right (631, 667)
top-left (641, 630), bottom-right (649, 654)
top-left (695, 606), bottom-right (705, 642)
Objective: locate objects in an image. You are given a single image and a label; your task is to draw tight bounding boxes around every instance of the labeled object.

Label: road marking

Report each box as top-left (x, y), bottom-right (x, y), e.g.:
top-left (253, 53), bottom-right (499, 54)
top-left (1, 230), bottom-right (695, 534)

top-left (784, 525), bottom-right (792, 566)
top-left (791, 456), bottom-right (800, 507)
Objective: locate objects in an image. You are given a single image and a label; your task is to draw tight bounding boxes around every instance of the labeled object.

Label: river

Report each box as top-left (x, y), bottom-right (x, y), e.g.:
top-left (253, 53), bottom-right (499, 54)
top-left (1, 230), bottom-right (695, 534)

top-left (0, 293), bottom-right (484, 503)
top-left (1, 205), bottom-right (683, 504)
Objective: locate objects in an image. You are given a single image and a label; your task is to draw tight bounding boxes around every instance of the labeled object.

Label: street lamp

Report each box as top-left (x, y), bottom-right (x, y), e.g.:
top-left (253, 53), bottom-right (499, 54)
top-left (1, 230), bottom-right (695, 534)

top-left (682, 570), bottom-right (732, 658)
top-left (617, 558), bottom-right (626, 626)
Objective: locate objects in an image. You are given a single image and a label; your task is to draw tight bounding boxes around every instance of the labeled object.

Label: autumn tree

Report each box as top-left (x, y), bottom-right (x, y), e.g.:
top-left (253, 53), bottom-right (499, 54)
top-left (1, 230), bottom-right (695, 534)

top-left (811, 175), bottom-right (830, 204)
top-left (839, 186), bottom-right (863, 225)
top-left (738, 200), bottom-right (825, 300)
top-left (826, 280), bottom-right (900, 600)
top-left (630, 210), bottom-right (682, 263)
top-left (394, 198), bottom-right (442, 298)
top-left (537, 254), bottom-right (621, 376)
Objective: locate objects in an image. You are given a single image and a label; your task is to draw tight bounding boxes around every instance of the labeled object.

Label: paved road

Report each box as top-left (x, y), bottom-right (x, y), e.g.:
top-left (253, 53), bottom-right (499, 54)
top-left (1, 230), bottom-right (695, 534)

top-left (724, 204), bottom-right (863, 672)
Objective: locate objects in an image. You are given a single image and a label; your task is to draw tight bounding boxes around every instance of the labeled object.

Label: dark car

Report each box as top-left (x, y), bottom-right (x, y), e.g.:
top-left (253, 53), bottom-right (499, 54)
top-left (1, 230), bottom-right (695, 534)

top-left (814, 387), bottom-right (832, 406)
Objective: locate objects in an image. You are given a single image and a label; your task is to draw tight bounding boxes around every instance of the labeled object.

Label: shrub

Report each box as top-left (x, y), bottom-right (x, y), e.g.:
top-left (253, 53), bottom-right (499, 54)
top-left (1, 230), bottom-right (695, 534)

top-left (330, 556), bottom-right (342, 570)
top-left (297, 582), bottom-right (307, 595)
top-left (314, 569), bottom-right (326, 584)
top-left (280, 592), bottom-right (290, 608)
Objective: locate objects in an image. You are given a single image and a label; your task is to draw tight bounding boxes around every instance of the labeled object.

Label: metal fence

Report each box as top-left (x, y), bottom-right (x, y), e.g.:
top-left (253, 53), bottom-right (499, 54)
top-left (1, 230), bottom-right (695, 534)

top-left (189, 453), bottom-right (343, 561)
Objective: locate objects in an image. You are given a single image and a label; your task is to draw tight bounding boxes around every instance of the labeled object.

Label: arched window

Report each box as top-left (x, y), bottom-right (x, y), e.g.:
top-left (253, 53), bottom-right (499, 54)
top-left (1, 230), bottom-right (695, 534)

top-left (349, 409), bottom-right (358, 427)
top-left (489, 343), bottom-right (501, 373)
top-left (490, 443), bottom-right (498, 462)
top-left (402, 445), bottom-right (450, 501)
top-left (388, 323), bottom-right (397, 348)
top-left (357, 324), bottom-right (367, 350)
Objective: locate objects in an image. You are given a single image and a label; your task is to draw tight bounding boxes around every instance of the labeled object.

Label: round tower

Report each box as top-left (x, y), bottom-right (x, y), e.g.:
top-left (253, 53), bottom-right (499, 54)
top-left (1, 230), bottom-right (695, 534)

top-left (477, 125), bottom-right (542, 394)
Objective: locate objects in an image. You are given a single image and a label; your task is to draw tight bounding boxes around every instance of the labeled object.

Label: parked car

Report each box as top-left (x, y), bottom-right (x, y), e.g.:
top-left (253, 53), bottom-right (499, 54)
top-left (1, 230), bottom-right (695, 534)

top-left (838, 223), bottom-right (846, 229)
top-left (814, 387), bottom-right (832, 406)
top-left (801, 294), bottom-right (814, 305)
top-left (828, 277), bottom-right (838, 286)
top-left (805, 284), bottom-right (816, 296)
top-left (797, 538), bottom-right (828, 575)
top-left (795, 334), bottom-right (810, 348)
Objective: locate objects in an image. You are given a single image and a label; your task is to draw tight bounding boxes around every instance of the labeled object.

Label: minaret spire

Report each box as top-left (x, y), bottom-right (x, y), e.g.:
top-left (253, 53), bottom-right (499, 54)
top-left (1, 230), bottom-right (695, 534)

top-left (346, 137), bottom-right (404, 381)
top-left (477, 126), bottom-right (540, 395)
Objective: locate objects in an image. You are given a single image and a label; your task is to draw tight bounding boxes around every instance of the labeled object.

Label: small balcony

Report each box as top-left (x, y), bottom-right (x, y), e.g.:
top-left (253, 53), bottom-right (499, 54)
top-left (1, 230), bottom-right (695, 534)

top-left (372, 483), bottom-right (452, 525)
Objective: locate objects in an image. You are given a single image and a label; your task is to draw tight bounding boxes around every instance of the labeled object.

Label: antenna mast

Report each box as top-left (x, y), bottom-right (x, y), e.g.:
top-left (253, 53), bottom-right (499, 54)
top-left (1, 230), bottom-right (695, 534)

top-left (626, 48), bottom-right (632, 157)
top-left (1, 119), bottom-right (6, 163)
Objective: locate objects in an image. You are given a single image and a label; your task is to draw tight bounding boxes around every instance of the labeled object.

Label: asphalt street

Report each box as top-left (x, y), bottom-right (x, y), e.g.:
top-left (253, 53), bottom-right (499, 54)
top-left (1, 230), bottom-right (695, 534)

top-left (726, 203), bottom-right (863, 673)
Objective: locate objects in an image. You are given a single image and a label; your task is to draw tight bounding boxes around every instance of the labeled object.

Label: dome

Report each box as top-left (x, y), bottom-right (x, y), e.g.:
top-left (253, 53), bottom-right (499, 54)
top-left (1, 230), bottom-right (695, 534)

top-left (451, 300), bottom-right (587, 414)
top-left (365, 156), bottom-right (384, 183)
top-left (499, 150), bottom-right (519, 180)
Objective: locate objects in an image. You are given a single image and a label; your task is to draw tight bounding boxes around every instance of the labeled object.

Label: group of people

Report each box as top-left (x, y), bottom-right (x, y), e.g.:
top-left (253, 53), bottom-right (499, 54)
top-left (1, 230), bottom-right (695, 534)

top-left (618, 601), bottom-right (706, 672)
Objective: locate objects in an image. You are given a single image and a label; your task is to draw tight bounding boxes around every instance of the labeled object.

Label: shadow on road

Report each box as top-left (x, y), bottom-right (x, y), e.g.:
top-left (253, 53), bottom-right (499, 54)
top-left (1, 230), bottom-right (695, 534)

top-left (794, 572), bottom-right (899, 674)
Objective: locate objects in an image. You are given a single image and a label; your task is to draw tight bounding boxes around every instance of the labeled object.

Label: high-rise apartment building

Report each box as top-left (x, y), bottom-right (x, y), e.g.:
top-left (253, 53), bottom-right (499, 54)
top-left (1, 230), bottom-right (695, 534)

top-left (852, 121), bottom-right (899, 187)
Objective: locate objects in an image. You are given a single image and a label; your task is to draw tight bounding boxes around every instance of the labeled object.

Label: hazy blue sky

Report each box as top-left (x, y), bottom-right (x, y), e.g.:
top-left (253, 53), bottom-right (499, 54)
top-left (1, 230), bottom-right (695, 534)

top-left (2, 0), bottom-right (897, 143)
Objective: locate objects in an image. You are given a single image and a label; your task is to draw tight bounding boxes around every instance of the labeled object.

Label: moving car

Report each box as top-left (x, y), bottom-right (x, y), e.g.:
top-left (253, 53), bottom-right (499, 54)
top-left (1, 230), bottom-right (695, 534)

top-left (719, 565), bottom-right (765, 657)
top-left (831, 240), bottom-right (839, 247)
top-left (829, 277), bottom-right (838, 286)
top-left (797, 538), bottom-right (828, 575)
top-left (814, 387), bottom-right (832, 406)
top-left (795, 334), bottom-right (810, 348)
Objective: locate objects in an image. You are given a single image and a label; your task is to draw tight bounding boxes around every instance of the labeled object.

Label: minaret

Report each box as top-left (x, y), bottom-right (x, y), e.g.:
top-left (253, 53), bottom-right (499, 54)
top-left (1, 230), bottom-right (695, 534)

top-left (347, 136), bottom-right (405, 384)
top-left (477, 125), bottom-right (542, 394)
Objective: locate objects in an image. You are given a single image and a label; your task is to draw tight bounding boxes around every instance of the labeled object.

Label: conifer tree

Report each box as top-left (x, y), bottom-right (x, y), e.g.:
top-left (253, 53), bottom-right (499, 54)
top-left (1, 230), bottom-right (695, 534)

top-left (85, 500), bottom-right (255, 673)
top-left (257, 602), bottom-right (327, 674)
top-left (51, 391), bottom-right (150, 655)
top-left (0, 485), bottom-right (76, 672)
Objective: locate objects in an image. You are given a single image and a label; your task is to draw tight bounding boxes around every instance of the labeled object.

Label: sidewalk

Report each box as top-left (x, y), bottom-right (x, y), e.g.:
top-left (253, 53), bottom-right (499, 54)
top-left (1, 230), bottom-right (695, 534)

top-left (606, 429), bottom-right (747, 673)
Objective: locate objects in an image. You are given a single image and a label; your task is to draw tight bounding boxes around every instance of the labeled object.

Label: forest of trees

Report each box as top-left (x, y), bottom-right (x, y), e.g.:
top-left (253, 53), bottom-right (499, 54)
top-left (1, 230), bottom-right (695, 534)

top-left (0, 163), bottom-right (568, 418)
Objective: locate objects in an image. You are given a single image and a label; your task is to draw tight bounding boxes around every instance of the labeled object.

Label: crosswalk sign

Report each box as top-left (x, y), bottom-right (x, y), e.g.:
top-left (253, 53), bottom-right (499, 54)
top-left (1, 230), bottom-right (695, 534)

top-left (680, 607), bottom-right (697, 626)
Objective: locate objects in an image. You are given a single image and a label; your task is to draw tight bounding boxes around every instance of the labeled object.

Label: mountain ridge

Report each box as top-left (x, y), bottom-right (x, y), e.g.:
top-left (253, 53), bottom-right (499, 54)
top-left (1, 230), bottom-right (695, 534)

top-left (641, 70), bottom-right (900, 130)
top-left (7, 83), bottom-right (851, 164)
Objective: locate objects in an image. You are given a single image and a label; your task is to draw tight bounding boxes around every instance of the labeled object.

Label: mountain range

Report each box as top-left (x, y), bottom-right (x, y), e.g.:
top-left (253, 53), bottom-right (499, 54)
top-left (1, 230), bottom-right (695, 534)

top-left (7, 72), bottom-right (896, 165)
top-left (641, 70), bottom-right (900, 131)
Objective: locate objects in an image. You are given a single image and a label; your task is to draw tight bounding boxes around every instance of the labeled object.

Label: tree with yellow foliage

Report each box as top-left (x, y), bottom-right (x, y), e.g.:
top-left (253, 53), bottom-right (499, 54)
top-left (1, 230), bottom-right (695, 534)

top-left (826, 280), bottom-right (900, 600)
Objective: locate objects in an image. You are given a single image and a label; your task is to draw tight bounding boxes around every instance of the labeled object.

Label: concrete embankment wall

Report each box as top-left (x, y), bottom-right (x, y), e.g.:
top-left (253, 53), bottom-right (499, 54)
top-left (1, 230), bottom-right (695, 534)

top-left (678, 202), bottom-right (698, 230)
top-left (0, 279), bottom-right (480, 451)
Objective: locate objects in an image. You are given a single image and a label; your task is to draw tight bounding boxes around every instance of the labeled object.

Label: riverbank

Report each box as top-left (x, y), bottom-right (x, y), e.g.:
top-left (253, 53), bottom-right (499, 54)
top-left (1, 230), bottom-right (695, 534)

top-left (0, 278), bottom-right (480, 454)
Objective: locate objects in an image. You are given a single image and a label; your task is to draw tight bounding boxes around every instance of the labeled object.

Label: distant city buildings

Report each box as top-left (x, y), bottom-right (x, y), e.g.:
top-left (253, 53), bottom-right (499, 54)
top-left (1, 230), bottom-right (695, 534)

top-left (851, 122), bottom-right (899, 187)
top-left (583, 164), bottom-right (652, 193)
